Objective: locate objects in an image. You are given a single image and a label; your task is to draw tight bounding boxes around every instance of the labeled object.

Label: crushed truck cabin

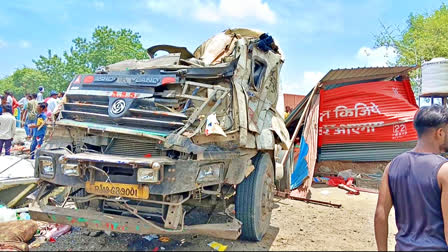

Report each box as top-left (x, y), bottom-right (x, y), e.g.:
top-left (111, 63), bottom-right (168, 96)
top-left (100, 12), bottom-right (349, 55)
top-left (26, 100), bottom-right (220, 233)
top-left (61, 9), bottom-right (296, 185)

top-left (30, 28), bottom-right (294, 241)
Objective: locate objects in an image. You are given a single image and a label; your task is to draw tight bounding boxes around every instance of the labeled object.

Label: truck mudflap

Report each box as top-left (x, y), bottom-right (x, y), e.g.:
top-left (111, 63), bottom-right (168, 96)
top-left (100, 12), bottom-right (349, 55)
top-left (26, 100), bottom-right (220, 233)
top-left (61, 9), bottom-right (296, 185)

top-left (29, 205), bottom-right (242, 240)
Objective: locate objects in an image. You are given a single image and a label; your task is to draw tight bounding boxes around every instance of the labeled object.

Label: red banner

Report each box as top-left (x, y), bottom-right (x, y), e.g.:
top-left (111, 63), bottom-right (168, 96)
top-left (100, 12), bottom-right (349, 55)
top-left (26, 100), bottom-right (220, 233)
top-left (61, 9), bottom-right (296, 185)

top-left (318, 80), bottom-right (418, 147)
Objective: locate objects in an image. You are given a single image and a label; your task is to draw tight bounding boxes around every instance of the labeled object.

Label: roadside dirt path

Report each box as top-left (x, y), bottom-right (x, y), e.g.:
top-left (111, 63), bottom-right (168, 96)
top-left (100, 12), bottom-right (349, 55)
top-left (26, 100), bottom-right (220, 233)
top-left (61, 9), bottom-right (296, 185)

top-left (34, 186), bottom-right (397, 251)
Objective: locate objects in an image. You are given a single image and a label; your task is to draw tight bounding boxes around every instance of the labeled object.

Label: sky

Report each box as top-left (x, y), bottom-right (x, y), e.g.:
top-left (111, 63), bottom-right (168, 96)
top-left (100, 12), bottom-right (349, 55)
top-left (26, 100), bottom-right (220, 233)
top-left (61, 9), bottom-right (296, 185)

top-left (0, 0), bottom-right (445, 95)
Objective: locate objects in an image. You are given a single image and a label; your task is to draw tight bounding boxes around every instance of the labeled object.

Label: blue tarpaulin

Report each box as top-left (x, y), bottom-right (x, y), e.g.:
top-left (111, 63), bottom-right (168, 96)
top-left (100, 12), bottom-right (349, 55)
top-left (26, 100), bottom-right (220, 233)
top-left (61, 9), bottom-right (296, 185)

top-left (290, 135), bottom-right (309, 190)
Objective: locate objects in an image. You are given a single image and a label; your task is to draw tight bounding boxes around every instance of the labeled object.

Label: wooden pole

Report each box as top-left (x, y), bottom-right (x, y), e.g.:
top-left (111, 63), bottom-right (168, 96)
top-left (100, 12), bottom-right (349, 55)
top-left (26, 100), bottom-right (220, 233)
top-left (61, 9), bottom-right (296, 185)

top-left (280, 83), bottom-right (320, 167)
top-left (7, 183), bottom-right (37, 208)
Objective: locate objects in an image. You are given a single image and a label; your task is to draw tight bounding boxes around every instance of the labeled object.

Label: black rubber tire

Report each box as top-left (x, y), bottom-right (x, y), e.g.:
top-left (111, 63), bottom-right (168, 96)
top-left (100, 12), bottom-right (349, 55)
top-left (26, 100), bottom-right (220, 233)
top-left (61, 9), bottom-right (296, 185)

top-left (235, 152), bottom-right (275, 241)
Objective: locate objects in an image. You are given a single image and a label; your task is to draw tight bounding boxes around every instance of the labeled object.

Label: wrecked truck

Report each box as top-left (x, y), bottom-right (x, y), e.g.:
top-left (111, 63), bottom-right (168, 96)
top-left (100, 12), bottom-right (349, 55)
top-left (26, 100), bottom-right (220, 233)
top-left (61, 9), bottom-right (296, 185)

top-left (30, 28), bottom-right (293, 241)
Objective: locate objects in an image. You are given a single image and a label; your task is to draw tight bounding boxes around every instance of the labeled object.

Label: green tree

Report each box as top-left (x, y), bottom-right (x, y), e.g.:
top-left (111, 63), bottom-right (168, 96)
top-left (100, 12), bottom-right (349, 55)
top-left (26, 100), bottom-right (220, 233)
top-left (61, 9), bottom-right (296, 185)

top-left (0, 68), bottom-right (50, 98)
top-left (33, 50), bottom-right (68, 93)
top-left (33, 26), bottom-right (148, 91)
top-left (375, 4), bottom-right (448, 93)
top-left (73, 26), bottom-right (148, 71)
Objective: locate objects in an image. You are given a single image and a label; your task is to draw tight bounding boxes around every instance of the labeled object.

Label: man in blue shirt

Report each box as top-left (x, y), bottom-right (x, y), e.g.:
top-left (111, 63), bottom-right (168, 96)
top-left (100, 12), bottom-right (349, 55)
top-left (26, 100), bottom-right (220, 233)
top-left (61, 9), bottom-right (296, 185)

top-left (28, 103), bottom-right (47, 159)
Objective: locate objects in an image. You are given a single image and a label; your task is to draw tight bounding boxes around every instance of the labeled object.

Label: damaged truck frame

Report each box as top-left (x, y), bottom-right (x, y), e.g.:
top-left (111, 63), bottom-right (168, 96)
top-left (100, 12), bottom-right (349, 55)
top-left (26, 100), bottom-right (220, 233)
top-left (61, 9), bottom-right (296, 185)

top-left (30, 28), bottom-right (293, 241)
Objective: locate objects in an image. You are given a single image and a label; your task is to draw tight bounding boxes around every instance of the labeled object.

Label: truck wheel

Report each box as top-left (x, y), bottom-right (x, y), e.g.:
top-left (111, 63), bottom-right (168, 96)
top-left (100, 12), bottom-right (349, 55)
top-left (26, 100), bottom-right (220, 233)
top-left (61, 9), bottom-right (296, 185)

top-left (236, 152), bottom-right (275, 241)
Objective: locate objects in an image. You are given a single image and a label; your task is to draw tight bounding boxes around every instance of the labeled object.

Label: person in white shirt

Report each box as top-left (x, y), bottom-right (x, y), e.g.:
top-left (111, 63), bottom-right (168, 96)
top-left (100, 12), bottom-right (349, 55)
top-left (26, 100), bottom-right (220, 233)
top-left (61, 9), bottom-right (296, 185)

top-left (46, 91), bottom-right (59, 114)
top-left (0, 105), bottom-right (16, 155)
top-left (18, 94), bottom-right (28, 108)
top-left (37, 86), bottom-right (44, 103)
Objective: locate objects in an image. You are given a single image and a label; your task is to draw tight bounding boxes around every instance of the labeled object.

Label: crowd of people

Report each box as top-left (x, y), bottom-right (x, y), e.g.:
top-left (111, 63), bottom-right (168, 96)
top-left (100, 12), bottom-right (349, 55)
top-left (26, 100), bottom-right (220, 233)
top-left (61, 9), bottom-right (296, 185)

top-left (0, 86), bottom-right (64, 158)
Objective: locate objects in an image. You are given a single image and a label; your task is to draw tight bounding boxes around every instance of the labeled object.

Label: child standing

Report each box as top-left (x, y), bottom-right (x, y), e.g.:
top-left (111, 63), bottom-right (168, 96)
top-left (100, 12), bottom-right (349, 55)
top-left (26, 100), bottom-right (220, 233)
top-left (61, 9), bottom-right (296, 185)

top-left (28, 103), bottom-right (47, 159)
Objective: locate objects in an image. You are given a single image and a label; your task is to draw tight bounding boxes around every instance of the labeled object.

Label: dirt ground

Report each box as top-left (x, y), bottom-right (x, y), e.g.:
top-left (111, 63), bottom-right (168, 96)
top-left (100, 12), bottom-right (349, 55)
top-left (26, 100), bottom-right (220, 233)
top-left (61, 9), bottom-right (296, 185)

top-left (33, 185), bottom-right (397, 251)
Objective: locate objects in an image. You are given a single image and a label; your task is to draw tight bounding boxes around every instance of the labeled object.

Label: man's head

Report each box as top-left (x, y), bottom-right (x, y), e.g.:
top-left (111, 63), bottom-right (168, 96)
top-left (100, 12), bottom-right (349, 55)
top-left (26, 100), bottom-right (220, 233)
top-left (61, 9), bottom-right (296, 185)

top-left (58, 92), bottom-right (65, 98)
top-left (26, 94), bottom-right (32, 100)
top-left (286, 106), bottom-right (292, 113)
top-left (38, 86), bottom-right (44, 93)
top-left (37, 102), bottom-right (46, 113)
top-left (32, 93), bottom-right (37, 99)
top-left (2, 105), bottom-right (12, 114)
top-left (414, 105), bottom-right (448, 152)
top-left (50, 90), bottom-right (58, 98)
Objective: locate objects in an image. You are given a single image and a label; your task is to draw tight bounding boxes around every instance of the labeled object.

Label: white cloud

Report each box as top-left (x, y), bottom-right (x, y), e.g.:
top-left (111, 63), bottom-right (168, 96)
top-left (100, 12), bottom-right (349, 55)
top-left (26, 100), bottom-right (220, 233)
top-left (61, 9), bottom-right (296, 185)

top-left (0, 39), bottom-right (7, 48)
top-left (146, 0), bottom-right (276, 24)
top-left (93, 1), bottom-right (105, 9)
top-left (19, 40), bottom-right (31, 48)
top-left (356, 46), bottom-right (397, 67)
top-left (282, 71), bottom-right (325, 95)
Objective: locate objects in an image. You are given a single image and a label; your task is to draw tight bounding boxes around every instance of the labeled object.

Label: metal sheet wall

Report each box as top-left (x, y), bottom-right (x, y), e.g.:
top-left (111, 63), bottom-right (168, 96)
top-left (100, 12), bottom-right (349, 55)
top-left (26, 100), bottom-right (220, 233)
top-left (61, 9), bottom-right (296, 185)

top-left (318, 141), bottom-right (416, 162)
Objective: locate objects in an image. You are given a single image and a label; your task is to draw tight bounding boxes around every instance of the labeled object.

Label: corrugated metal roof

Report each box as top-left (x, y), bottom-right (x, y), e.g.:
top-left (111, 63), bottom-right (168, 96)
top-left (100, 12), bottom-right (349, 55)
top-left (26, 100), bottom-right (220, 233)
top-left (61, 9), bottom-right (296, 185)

top-left (285, 66), bottom-right (417, 129)
top-left (319, 66), bottom-right (417, 86)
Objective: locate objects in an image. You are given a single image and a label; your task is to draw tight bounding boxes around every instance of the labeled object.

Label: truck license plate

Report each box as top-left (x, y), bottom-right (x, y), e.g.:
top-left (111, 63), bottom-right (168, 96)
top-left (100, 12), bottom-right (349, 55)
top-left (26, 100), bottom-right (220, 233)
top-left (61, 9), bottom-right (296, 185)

top-left (85, 182), bottom-right (149, 199)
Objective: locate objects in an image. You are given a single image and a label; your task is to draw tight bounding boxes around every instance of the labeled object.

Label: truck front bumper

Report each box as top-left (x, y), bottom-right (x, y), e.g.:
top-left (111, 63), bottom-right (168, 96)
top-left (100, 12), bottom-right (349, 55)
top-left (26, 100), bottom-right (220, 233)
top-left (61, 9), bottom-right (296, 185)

top-left (29, 205), bottom-right (242, 240)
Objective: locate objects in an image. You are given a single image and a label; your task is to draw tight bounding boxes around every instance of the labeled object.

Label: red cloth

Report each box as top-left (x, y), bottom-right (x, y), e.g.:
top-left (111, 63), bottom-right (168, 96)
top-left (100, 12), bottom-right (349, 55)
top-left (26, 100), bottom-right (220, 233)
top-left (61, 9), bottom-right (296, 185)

top-left (44, 97), bottom-right (50, 103)
top-left (327, 176), bottom-right (346, 187)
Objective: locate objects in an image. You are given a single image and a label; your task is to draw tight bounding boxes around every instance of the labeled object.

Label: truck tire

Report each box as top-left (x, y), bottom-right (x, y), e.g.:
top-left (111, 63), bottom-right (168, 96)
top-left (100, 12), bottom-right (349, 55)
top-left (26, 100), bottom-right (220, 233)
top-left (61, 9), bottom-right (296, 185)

top-left (236, 152), bottom-right (275, 241)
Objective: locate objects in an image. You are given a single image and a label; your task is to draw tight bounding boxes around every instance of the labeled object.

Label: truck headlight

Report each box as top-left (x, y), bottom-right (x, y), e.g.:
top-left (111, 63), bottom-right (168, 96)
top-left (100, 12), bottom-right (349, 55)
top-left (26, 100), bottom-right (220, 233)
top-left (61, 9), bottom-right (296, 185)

top-left (39, 157), bottom-right (54, 177)
top-left (137, 168), bottom-right (159, 183)
top-left (197, 163), bottom-right (222, 183)
top-left (62, 163), bottom-right (80, 176)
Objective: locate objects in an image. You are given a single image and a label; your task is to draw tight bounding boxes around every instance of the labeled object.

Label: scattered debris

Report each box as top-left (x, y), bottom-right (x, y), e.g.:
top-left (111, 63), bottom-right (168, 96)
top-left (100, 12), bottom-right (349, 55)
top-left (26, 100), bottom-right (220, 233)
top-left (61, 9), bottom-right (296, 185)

top-left (313, 177), bottom-right (330, 184)
top-left (338, 184), bottom-right (360, 195)
top-left (29, 236), bottom-right (46, 249)
top-left (104, 230), bottom-right (116, 237)
top-left (19, 212), bottom-right (30, 220)
top-left (337, 169), bottom-right (360, 180)
top-left (128, 236), bottom-right (190, 251)
top-left (208, 241), bottom-right (228, 251)
top-left (0, 155), bottom-right (37, 209)
top-left (276, 191), bottom-right (342, 208)
top-left (44, 224), bottom-right (72, 240)
top-left (159, 236), bottom-right (170, 243)
top-left (143, 234), bottom-right (159, 242)
top-left (352, 186), bottom-right (379, 194)
top-left (205, 113), bottom-right (227, 137)
top-left (0, 206), bottom-right (18, 222)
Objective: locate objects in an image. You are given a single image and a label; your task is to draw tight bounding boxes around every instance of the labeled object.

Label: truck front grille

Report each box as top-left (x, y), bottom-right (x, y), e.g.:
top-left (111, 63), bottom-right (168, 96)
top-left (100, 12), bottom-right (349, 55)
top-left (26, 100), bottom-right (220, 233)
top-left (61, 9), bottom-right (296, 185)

top-left (105, 138), bottom-right (162, 157)
top-left (61, 87), bottom-right (186, 136)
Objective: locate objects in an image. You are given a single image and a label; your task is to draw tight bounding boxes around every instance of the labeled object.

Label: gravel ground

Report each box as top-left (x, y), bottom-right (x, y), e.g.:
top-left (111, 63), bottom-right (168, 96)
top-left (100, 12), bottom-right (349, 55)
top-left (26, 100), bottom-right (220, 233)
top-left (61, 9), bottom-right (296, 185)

top-left (33, 186), bottom-right (397, 251)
